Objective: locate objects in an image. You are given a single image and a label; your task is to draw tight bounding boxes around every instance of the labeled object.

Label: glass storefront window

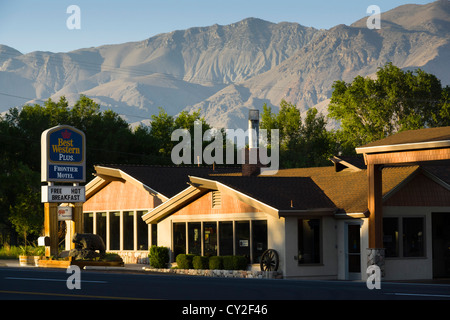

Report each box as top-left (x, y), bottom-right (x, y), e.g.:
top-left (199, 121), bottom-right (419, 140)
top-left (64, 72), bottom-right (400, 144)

top-left (298, 219), bottom-right (321, 264)
top-left (173, 222), bottom-right (186, 258)
top-left (188, 222), bottom-right (201, 255)
top-left (151, 224), bottom-right (157, 247)
top-left (203, 222), bottom-right (217, 256)
top-left (235, 221), bottom-right (250, 259)
top-left (219, 221), bottom-right (233, 256)
top-left (84, 212), bottom-right (93, 234)
top-left (403, 217), bottom-right (424, 257)
top-left (110, 212), bottom-right (120, 250)
top-left (137, 211), bottom-right (148, 250)
top-left (96, 212), bottom-right (107, 247)
top-left (383, 218), bottom-right (399, 257)
top-left (123, 211), bottom-right (134, 250)
top-left (252, 220), bottom-right (267, 263)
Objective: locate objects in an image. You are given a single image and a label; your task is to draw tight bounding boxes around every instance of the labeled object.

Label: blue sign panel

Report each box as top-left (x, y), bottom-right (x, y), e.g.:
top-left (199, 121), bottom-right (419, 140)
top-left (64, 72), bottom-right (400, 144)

top-left (41, 125), bottom-right (86, 183)
top-left (49, 128), bottom-right (84, 163)
top-left (48, 165), bottom-right (84, 181)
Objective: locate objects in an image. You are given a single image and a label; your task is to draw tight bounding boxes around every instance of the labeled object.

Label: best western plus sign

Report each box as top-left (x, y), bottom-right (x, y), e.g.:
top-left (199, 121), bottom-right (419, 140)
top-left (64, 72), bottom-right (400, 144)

top-left (41, 125), bottom-right (86, 183)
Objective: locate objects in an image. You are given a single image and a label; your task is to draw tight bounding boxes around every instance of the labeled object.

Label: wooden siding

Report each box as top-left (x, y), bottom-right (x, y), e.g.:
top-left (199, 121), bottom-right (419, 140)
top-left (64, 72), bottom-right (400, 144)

top-left (84, 180), bottom-right (162, 211)
top-left (385, 172), bottom-right (450, 207)
top-left (173, 191), bottom-right (262, 216)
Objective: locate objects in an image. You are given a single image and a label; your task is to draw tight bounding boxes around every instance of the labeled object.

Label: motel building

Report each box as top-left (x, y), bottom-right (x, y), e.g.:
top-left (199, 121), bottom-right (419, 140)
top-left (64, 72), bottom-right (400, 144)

top-left (83, 125), bottom-right (450, 281)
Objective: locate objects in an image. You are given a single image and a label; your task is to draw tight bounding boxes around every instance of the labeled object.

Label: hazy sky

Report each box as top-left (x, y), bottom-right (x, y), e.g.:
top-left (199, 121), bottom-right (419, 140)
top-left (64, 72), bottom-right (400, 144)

top-left (0, 0), bottom-right (434, 54)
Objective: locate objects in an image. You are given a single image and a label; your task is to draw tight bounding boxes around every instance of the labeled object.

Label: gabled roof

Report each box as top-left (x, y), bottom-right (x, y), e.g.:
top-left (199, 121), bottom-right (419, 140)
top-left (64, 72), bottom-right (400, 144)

top-left (356, 126), bottom-right (450, 154)
top-left (88, 164), bottom-right (241, 200)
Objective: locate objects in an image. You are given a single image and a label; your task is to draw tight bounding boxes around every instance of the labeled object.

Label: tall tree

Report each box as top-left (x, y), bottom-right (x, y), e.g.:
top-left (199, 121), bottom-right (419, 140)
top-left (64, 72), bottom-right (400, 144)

top-left (328, 62), bottom-right (450, 152)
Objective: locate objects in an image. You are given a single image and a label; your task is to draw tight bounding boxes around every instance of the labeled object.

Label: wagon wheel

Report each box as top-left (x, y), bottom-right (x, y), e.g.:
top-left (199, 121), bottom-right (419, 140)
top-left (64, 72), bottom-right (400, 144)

top-left (260, 249), bottom-right (279, 271)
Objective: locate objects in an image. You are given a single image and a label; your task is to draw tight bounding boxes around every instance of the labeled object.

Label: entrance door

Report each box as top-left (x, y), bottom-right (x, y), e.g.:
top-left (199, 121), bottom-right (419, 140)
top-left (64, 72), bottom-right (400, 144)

top-left (432, 213), bottom-right (450, 278)
top-left (347, 224), bottom-right (361, 280)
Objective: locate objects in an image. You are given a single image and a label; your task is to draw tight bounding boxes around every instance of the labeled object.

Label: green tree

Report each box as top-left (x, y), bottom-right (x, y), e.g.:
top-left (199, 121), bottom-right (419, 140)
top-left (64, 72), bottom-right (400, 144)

top-left (261, 100), bottom-right (333, 168)
top-left (328, 62), bottom-right (450, 152)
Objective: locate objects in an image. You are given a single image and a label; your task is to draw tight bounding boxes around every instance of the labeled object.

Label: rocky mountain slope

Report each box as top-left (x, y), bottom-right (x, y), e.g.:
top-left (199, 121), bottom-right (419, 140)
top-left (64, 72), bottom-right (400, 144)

top-left (0, 1), bottom-right (448, 129)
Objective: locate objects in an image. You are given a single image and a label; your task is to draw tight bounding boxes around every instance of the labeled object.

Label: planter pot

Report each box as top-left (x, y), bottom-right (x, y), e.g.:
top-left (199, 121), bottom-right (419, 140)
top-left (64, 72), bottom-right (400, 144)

top-left (37, 258), bottom-right (71, 268)
top-left (19, 255), bottom-right (35, 267)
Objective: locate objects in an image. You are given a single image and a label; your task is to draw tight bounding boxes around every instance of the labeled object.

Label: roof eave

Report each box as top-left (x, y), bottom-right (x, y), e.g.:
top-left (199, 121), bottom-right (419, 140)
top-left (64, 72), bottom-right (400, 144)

top-left (356, 140), bottom-right (450, 155)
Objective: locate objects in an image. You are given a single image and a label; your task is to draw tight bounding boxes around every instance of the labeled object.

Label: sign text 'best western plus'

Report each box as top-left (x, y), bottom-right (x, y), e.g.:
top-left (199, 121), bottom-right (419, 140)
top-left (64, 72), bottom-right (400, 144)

top-left (41, 125), bottom-right (86, 183)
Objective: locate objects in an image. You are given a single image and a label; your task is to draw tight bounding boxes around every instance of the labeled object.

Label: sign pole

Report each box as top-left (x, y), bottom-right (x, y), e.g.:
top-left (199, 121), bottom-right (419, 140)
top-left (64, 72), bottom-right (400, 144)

top-left (44, 202), bottom-right (59, 257)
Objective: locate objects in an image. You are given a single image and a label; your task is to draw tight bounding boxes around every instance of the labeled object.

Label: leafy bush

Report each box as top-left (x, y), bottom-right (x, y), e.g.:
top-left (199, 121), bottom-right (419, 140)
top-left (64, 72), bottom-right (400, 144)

top-left (209, 256), bottom-right (223, 270)
top-left (148, 246), bottom-right (169, 268)
top-left (176, 254), bottom-right (196, 269)
top-left (193, 256), bottom-right (209, 269)
top-left (222, 255), bottom-right (248, 270)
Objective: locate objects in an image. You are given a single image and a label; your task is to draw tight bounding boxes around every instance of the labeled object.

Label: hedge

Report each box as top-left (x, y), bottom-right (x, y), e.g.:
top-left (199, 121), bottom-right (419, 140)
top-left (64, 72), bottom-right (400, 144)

top-left (176, 254), bottom-right (248, 270)
top-left (222, 255), bottom-right (248, 270)
top-left (193, 256), bottom-right (209, 269)
top-left (208, 256), bottom-right (223, 270)
top-left (176, 254), bottom-right (196, 269)
top-left (148, 246), bottom-right (169, 268)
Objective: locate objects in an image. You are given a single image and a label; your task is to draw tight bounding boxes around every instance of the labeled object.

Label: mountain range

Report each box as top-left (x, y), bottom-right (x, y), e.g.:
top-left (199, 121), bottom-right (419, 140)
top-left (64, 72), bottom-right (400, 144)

top-left (0, 0), bottom-right (449, 129)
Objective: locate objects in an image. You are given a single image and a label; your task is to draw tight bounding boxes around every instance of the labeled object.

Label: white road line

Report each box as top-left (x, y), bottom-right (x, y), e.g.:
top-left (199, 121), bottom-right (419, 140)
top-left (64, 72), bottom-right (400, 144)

top-left (5, 277), bottom-right (107, 283)
top-left (385, 292), bottom-right (450, 298)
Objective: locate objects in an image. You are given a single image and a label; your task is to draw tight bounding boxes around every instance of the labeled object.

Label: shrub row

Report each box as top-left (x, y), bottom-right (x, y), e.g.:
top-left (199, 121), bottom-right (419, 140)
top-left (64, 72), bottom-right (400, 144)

top-left (176, 254), bottom-right (248, 270)
top-left (148, 246), bottom-right (249, 270)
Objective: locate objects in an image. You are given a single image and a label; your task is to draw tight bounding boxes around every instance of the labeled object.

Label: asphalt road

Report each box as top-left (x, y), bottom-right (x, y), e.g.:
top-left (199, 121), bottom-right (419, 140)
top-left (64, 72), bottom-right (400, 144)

top-left (1, 266), bottom-right (450, 302)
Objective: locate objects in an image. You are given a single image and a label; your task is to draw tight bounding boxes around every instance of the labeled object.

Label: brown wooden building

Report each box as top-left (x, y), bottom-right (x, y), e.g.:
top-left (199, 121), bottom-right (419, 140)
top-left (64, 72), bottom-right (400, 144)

top-left (84, 126), bottom-right (450, 280)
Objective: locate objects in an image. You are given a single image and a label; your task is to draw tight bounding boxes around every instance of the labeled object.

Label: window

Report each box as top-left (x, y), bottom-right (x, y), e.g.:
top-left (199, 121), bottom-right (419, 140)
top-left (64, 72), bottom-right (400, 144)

top-left (219, 221), bottom-right (233, 256)
top-left (383, 217), bottom-right (425, 258)
top-left (235, 221), bottom-right (250, 259)
top-left (174, 220), bottom-right (267, 263)
top-left (151, 224), bottom-right (157, 247)
top-left (383, 218), bottom-right (399, 257)
top-left (84, 212), bottom-right (93, 234)
top-left (298, 219), bottom-right (321, 264)
top-left (110, 212), bottom-right (120, 250)
top-left (188, 222), bottom-right (201, 255)
top-left (252, 220), bottom-right (268, 263)
top-left (123, 211), bottom-right (134, 250)
top-left (403, 217), bottom-right (424, 257)
top-left (204, 222), bottom-right (217, 256)
top-left (96, 212), bottom-right (107, 247)
top-left (137, 211), bottom-right (148, 250)
top-left (173, 222), bottom-right (186, 258)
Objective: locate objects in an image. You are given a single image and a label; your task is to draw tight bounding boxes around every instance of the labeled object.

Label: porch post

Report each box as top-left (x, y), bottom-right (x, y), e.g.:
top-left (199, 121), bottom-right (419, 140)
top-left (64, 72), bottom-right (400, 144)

top-left (367, 163), bottom-right (385, 275)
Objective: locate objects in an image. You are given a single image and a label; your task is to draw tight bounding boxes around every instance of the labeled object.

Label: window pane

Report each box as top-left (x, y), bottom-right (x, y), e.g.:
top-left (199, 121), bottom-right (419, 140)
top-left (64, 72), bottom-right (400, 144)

top-left (151, 224), bottom-right (157, 247)
top-left (235, 221), bottom-right (250, 259)
top-left (110, 212), bottom-right (120, 250)
top-left (252, 220), bottom-right (267, 264)
top-left (298, 219), bottom-right (321, 264)
top-left (123, 211), bottom-right (134, 250)
top-left (383, 218), bottom-right (399, 257)
top-left (219, 222), bottom-right (233, 256)
top-left (204, 222), bottom-right (217, 256)
top-left (173, 222), bottom-right (186, 258)
top-left (96, 212), bottom-right (106, 247)
top-left (84, 213), bottom-right (93, 234)
top-left (188, 222), bottom-right (201, 255)
top-left (403, 217), bottom-right (424, 257)
top-left (137, 211), bottom-right (148, 250)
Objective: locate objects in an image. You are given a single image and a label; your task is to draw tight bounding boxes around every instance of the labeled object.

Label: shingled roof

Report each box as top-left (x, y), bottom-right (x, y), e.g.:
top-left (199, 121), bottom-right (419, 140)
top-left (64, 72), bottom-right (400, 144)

top-left (208, 165), bottom-right (419, 213)
top-left (99, 164), bottom-right (241, 198)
